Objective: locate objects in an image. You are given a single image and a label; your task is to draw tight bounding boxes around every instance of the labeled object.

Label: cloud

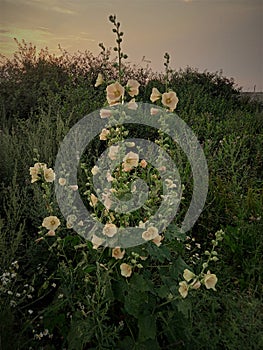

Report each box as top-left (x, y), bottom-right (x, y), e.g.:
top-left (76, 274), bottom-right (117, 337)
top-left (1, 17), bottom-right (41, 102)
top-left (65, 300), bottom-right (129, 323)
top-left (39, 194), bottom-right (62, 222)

top-left (52, 6), bottom-right (76, 15)
top-left (0, 26), bottom-right (96, 58)
top-left (0, 26), bottom-right (55, 57)
top-left (5, 0), bottom-right (76, 15)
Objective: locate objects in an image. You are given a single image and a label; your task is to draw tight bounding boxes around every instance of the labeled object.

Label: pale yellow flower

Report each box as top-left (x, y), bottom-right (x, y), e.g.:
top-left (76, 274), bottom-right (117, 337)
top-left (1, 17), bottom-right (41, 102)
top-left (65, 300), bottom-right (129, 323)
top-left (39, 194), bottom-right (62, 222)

top-left (58, 177), bottom-right (67, 186)
top-left (90, 193), bottom-right (98, 207)
top-left (106, 81), bottom-right (124, 105)
top-left (30, 173), bottom-right (39, 183)
top-left (150, 87), bottom-right (162, 102)
top-left (179, 281), bottom-right (189, 298)
top-left (103, 223), bottom-right (117, 237)
top-left (120, 263), bottom-right (132, 278)
top-left (99, 128), bottom-right (110, 140)
top-left (131, 183), bottom-right (137, 193)
top-left (106, 171), bottom-right (114, 182)
top-left (100, 109), bottom-right (112, 119)
top-left (108, 145), bottom-right (120, 160)
top-left (161, 91), bottom-right (179, 112)
top-left (138, 221), bottom-right (146, 228)
top-left (112, 247), bottom-right (125, 259)
top-left (165, 179), bottom-right (177, 189)
top-left (203, 271), bottom-right (218, 291)
top-left (183, 269), bottom-right (195, 282)
top-left (140, 159), bottom-right (147, 168)
top-left (102, 192), bottom-right (112, 210)
top-left (68, 185), bottom-right (78, 191)
top-left (142, 226), bottom-right (159, 241)
top-left (152, 234), bottom-right (163, 247)
top-left (150, 107), bottom-right (160, 116)
top-left (44, 168), bottom-right (55, 182)
top-left (46, 230), bottom-right (56, 236)
top-left (122, 151), bottom-right (139, 172)
top-left (32, 162), bottom-right (47, 171)
top-left (191, 279), bottom-right (201, 290)
top-left (95, 73), bottom-right (104, 87)
top-left (147, 226), bottom-right (159, 238)
top-left (126, 79), bottom-right (140, 97)
top-left (29, 167), bottom-right (39, 182)
top-left (66, 221), bottom-right (73, 229)
top-left (91, 165), bottom-right (100, 176)
top-left (66, 214), bottom-right (77, 228)
top-left (140, 255), bottom-right (148, 261)
top-left (125, 142), bottom-right (135, 147)
top-left (91, 234), bottom-right (104, 249)
top-left (127, 98), bottom-right (138, 110)
top-left (42, 216), bottom-right (60, 231)
top-left (29, 162), bottom-right (47, 183)
top-left (158, 166), bottom-right (166, 172)
top-left (142, 231), bottom-right (151, 241)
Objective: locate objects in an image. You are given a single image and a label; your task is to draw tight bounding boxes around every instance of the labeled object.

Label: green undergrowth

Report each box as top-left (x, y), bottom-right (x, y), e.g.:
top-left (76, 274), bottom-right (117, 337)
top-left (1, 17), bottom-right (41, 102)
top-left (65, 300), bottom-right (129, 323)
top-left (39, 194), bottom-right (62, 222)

top-left (0, 38), bottom-right (262, 349)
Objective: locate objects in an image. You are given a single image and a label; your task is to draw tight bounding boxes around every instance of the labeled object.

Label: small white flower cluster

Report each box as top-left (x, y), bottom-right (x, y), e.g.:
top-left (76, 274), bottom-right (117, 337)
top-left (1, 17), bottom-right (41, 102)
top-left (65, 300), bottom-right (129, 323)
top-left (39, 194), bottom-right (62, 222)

top-left (0, 261), bottom-right (36, 308)
top-left (33, 328), bottom-right (53, 340)
top-left (0, 261), bottom-right (19, 306)
top-left (0, 260), bottom-right (19, 293)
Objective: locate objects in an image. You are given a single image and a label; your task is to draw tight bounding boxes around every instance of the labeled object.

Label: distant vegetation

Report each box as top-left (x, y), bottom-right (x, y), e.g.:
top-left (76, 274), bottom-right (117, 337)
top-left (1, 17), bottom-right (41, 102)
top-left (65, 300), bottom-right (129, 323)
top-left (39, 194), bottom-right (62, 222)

top-left (0, 39), bottom-right (262, 349)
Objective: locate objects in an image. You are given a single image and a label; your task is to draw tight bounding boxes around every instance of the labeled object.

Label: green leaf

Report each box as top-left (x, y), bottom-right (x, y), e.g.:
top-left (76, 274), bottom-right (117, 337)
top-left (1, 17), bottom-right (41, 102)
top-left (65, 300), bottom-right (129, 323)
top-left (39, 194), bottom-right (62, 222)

top-left (131, 274), bottom-right (153, 292)
top-left (170, 256), bottom-right (190, 280)
top-left (176, 298), bottom-right (192, 319)
top-left (135, 339), bottom-right (161, 350)
top-left (124, 289), bottom-right (149, 318)
top-left (117, 336), bottom-right (134, 349)
top-left (157, 285), bottom-right (170, 298)
top-left (146, 244), bottom-right (171, 263)
top-left (165, 222), bottom-right (186, 241)
top-left (138, 314), bottom-right (156, 341)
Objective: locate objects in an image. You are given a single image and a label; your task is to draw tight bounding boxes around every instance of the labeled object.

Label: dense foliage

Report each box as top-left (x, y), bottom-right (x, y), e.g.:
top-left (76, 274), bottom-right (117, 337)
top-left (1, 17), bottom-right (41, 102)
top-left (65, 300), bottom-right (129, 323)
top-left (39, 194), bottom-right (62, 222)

top-left (0, 36), bottom-right (262, 350)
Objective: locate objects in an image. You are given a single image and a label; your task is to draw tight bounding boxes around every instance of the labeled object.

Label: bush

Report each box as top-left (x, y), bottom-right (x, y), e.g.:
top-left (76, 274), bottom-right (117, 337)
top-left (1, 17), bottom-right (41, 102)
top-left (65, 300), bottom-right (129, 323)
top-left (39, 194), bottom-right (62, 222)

top-left (0, 21), bottom-right (262, 349)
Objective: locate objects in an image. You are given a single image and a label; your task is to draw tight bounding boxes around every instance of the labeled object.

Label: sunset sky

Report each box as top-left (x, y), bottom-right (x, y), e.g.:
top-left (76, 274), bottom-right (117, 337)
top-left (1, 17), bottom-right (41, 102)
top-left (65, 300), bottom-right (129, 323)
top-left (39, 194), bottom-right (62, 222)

top-left (1, 0), bottom-right (262, 91)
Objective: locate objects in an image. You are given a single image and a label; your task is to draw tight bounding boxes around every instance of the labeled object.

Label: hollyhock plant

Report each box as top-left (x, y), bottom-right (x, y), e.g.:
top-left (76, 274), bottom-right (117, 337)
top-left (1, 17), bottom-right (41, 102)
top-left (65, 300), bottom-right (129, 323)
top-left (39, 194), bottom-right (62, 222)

top-left (24, 14), bottom-right (228, 349)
